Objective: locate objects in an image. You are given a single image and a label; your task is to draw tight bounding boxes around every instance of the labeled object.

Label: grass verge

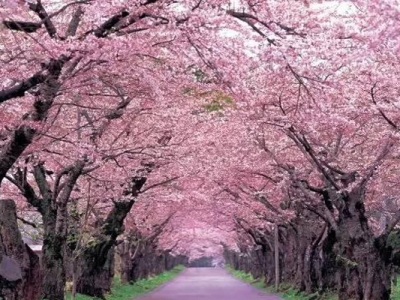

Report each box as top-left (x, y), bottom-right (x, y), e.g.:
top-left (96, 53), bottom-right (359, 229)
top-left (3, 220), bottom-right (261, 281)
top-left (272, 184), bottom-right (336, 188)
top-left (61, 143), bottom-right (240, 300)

top-left (225, 265), bottom-right (337, 300)
top-left (393, 278), bottom-right (400, 300)
top-left (65, 265), bottom-right (185, 300)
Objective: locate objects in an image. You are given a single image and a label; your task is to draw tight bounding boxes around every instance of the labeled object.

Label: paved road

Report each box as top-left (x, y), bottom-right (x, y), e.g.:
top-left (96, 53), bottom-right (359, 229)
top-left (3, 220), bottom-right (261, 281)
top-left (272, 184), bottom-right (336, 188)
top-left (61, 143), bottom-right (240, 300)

top-left (136, 267), bottom-right (281, 300)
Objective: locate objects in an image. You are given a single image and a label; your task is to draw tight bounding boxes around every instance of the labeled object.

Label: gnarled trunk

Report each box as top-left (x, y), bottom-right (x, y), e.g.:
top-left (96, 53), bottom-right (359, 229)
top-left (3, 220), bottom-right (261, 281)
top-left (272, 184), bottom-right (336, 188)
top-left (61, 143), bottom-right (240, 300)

top-left (0, 199), bottom-right (41, 300)
top-left (75, 243), bottom-right (115, 299)
top-left (336, 188), bottom-right (391, 300)
top-left (75, 200), bottom-right (135, 298)
top-left (41, 209), bottom-right (66, 300)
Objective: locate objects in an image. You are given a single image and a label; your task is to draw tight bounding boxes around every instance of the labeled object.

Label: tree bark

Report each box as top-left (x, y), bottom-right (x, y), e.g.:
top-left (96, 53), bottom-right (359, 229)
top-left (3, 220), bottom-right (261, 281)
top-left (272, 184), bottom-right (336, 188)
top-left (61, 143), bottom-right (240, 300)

top-left (274, 224), bottom-right (280, 291)
top-left (35, 160), bottom-right (86, 300)
top-left (75, 200), bottom-right (135, 298)
top-left (0, 199), bottom-right (41, 300)
top-left (336, 188), bottom-right (391, 300)
top-left (75, 244), bottom-right (115, 299)
top-left (41, 207), bottom-right (66, 300)
top-left (75, 171), bottom-right (152, 297)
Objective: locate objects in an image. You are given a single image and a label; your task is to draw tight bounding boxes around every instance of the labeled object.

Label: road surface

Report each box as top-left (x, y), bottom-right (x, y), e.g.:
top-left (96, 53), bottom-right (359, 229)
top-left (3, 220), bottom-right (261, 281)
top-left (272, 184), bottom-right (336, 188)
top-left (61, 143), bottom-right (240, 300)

top-left (136, 267), bottom-right (281, 300)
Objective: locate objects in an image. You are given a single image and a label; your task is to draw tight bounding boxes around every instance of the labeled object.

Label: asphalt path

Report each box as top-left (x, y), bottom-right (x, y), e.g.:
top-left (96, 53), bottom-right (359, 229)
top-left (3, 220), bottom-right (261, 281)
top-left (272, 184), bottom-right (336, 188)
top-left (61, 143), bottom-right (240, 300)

top-left (136, 267), bottom-right (282, 300)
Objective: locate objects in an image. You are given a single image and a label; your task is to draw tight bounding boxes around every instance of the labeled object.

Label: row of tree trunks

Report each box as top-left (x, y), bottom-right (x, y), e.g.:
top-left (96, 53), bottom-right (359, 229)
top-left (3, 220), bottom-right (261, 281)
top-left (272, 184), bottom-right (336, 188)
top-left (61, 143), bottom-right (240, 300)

top-left (283, 127), bottom-right (395, 300)
top-left (224, 206), bottom-right (393, 300)
top-left (224, 216), bottom-right (339, 298)
top-left (117, 233), bottom-right (188, 284)
top-left (0, 197), bottom-right (185, 300)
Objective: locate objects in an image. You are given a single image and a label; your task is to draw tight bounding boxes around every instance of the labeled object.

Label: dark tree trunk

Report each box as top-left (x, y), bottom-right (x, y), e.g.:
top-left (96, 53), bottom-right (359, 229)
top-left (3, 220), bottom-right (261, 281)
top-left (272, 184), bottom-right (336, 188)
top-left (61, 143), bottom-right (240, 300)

top-left (336, 188), bottom-right (391, 300)
top-left (75, 244), bottom-right (115, 299)
top-left (119, 241), bottom-right (132, 284)
top-left (37, 160), bottom-right (85, 300)
top-left (75, 170), bottom-right (154, 297)
top-left (320, 228), bottom-right (337, 292)
top-left (75, 200), bottom-right (135, 298)
top-left (0, 199), bottom-right (41, 300)
top-left (41, 209), bottom-right (66, 300)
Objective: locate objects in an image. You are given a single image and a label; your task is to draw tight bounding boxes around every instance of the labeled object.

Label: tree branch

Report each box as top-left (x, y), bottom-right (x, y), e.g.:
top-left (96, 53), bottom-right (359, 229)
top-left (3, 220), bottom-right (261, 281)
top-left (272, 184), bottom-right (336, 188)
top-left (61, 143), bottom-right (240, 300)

top-left (53, 165), bottom-right (76, 201)
top-left (295, 179), bottom-right (339, 232)
top-left (92, 10), bottom-right (129, 37)
top-left (359, 139), bottom-right (394, 189)
top-left (2, 20), bottom-right (42, 33)
top-left (28, 0), bottom-right (57, 38)
top-left (0, 72), bottom-right (46, 103)
top-left (17, 216), bottom-right (38, 229)
top-left (57, 159), bottom-right (86, 205)
top-left (139, 176), bottom-right (179, 194)
top-left (0, 126), bottom-right (35, 184)
top-left (370, 83), bottom-right (399, 131)
top-left (33, 164), bottom-right (53, 201)
top-left (7, 169), bottom-right (42, 209)
top-left (287, 127), bottom-right (340, 190)
top-left (256, 195), bottom-right (281, 215)
top-left (66, 6), bottom-right (84, 37)
top-left (227, 10), bottom-right (276, 44)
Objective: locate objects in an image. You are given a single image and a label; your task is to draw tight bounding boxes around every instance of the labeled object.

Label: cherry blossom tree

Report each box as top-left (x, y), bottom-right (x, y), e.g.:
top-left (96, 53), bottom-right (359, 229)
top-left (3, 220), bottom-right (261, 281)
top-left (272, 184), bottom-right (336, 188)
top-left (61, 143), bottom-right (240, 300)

top-left (2, 1), bottom-right (400, 300)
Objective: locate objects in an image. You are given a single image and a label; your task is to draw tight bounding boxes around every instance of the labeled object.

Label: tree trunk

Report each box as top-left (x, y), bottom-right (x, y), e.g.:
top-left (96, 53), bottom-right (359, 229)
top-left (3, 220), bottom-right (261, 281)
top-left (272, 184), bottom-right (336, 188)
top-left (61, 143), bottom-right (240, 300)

top-left (75, 243), bottom-right (115, 299)
top-left (41, 209), bottom-right (66, 300)
top-left (320, 228), bottom-right (337, 292)
top-left (274, 224), bottom-right (280, 291)
top-left (0, 199), bottom-right (41, 300)
top-left (118, 241), bottom-right (131, 284)
top-left (75, 200), bottom-right (136, 298)
top-left (336, 188), bottom-right (391, 300)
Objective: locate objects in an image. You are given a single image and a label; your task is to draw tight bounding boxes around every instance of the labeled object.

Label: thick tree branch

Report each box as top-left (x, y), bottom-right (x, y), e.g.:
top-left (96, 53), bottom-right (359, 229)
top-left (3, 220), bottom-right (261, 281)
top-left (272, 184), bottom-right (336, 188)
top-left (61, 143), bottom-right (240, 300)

top-left (57, 159), bottom-right (86, 205)
top-left (301, 180), bottom-right (325, 194)
top-left (0, 126), bottom-right (35, 184)
top-left (53, 165), bottom-right (76, 201)
top-left (0, 72), bottom-right (46, 103)
top-left (17, 216), bottom-right (38, 229)
top-left (33, 164), bottom-right (53, 201)
top-left (295, 179), bottom-right (339, 232)
top-left (93, 10), bottom-right (129, 37)
top-left (0, 55), bottom-right (69, 104)
top-left (66, 6), bottom-right (84, 37)
top-left (7, 169), bottom-right (42, 209)
top-left (139, 176), bottom-right (179, 193)
top-left (288, 127), bottom-right (340, 190)
top-left (2, 20), bottom-right (42, 33)
top-left (28, 0), bottom-right (58, 38)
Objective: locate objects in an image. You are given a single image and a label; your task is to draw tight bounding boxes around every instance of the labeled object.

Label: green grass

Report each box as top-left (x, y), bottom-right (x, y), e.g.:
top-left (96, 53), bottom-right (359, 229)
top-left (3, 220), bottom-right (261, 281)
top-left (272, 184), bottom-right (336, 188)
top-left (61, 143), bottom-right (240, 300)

top-left (225, 265), bottom-right (266, 290)
top-left (65, 265), bottom-right (185, 300)
top-left (226, 265), bottom-right (337, 300)
top-left (393, 277), bottom-right (400, 300)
